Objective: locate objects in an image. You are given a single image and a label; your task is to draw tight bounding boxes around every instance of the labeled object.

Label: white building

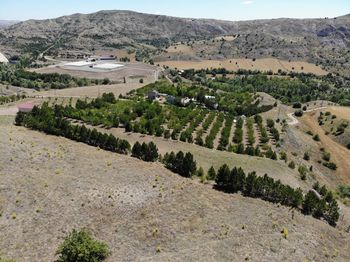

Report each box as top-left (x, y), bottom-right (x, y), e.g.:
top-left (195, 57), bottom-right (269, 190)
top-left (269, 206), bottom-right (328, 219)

top-left (0, 52), bottom-right (9, 64)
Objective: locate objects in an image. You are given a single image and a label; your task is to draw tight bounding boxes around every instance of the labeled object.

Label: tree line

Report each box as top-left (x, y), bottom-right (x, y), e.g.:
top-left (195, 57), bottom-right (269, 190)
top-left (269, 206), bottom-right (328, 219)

top-left (213, 164), bottom-right (339, 226)
top-left (0, 64), bottom-right (112, 90)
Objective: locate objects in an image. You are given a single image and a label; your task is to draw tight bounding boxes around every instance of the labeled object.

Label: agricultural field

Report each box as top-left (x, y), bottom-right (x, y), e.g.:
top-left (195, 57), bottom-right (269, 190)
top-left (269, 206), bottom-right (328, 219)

top-left (157, 58), bottom-right (328, 75)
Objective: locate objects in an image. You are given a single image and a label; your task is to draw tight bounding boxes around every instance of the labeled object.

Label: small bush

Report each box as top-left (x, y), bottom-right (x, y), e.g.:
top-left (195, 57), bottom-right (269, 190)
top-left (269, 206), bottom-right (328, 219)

top-left (323, 162), bottom-right (337, 170)
top-left (294, 110), bottom-right (303, 117)
top-left (303, 152), bottom-right (310, 161)
top-left (288, 161), bottom-right (295, 169)
top-left (56, 229), bottom-right (110, 262)
top-left (338, 185), bottom-right (350, 199)
top-left (313, 134), bottom-right (320, 141)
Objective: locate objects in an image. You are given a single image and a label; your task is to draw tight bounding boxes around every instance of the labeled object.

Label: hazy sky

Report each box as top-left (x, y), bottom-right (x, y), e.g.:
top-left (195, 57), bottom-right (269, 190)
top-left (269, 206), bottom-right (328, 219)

top-left (1, 0), bottom-right (349, 21)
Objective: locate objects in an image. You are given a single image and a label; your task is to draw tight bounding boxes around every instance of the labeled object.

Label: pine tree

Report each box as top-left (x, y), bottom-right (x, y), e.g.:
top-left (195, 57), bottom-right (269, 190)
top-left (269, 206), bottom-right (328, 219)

top-left (207, 166), bottom-right (216, 181)
top-left (324, 199), bottom-right (340, 226)
top-left (182, 152), bottom-right (196, 177)
top-left (147, 142), bottom-right (159, 162)
top-left (132, 142), bottom-right (142, 159)
top-left (216, 164), bottom-right (230, 188)
top-left (302, 191), bottom-right (318, 215)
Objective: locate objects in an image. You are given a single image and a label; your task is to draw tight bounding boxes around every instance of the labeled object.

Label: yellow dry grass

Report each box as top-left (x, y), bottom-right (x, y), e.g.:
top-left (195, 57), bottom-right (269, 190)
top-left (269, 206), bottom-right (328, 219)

top-left (159, 58), bottom-right (328, 75)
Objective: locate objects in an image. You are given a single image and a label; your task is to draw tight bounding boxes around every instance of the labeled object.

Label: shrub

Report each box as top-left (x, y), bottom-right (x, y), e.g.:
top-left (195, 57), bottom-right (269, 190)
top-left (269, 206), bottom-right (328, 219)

top-left (288, 161), bottom-right (295, 169)
top-left (294, 110), bottom-right (303, 117)
top-left (323, 162), bottom-right (337, 170)
top-left (313, 134), bottom-right (320, 141)
top-left (338, 185), bottom-right (350, 199)
top-left (298, 165), bottom-right (308, 180)
top-left (56, 229), bottom-right (110, 262)
top-left (322, 152), bottom-right (331, 162)
top-left (303, 152), bottom-right (310, 161)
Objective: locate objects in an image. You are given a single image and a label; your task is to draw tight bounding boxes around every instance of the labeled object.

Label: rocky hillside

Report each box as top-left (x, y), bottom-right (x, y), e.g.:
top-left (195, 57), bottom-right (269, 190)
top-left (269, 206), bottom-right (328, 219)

top-left (0, 10), bottom-right (350, 73)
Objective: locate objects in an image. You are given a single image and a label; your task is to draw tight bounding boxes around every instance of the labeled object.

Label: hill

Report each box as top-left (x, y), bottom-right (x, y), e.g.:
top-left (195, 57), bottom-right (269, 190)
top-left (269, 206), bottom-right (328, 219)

top-left (0, 116), bottom-right (349, 261)
top-left (0, 10), bottom-right (350, 74)
top-left (0, 20), bottom-right (19, 28)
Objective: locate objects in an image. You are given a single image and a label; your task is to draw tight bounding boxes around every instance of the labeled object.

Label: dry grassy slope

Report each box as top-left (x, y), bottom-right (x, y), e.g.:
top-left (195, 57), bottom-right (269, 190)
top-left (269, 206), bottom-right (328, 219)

top-left (0, 116), bottom-right (349, 262)
top-left (71, 122), bottom-right (305, 190)
top-left (298, 110), bottom-right (350, 185)
top-left (1, 11), bottom-right (350, 73)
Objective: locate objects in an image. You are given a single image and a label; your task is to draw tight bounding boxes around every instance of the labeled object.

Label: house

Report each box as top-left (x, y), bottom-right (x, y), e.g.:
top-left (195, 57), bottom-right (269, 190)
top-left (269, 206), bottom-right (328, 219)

top-left (18, 103), bottom-right (34, 113)
top-left (148, 90), bottom-right (159, 100)
top-left (0, 52), bottom-right (9, 64)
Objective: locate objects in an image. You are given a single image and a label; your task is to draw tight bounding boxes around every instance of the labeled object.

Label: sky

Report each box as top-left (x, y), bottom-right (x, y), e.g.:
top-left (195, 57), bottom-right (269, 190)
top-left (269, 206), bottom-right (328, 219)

top-left (1, 0), bottom-right (349, 21)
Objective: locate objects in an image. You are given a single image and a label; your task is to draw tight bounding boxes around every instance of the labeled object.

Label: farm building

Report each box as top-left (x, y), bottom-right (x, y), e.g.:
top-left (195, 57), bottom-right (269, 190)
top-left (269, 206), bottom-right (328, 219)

top-left (100, 56), bottom-right (116, 61)
top-left (0, 52), bottom-right (9, 64)
top-left (18, 103), bottom-right (34, 113)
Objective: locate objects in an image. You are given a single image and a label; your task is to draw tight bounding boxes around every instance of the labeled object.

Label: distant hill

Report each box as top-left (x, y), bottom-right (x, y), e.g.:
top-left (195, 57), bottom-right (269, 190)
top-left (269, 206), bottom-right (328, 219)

top-left (0, 20), bottom-right (19, 28)
top-left (0, 10), bottom-right (350, 73)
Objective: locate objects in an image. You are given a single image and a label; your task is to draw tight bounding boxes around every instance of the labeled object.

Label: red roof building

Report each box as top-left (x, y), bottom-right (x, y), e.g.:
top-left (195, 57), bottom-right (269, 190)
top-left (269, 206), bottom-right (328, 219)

top-left (18, 103), bottom-right (34, 113)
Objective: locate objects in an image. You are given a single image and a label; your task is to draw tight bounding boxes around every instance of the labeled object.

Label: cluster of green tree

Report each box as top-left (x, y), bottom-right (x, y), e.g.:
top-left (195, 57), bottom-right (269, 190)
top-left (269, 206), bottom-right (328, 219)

top-left (182, 68), bottom-right (314, 80)
top-left (213, 164), bottom-right (339, 226)
top-left (303, 182), bottom-right (340, 226)
top-left (0, 64), bottom-right (112, 90)
top-left (266, 119), bottom-right (280, 142)
top-left (228, 143), bottom-right (262, 157)
top-left (57, 93), bottom-right (124, 128)
top-left (56, 229), bottom-right (110, 262)
top-left (205, 113), bottom-right (224, 149)
top-left (131, 141), bottom-right (158, 162)
top-left (246, 118), bottom-right (255, 145)
top-left (201, 73), bottom-right (350, 106)
top-left (163, 151), bottom-right (197, 177)
top-left (0, 93), bottom-right (26, 105)
top-left (16, 103), bottom-right (131, 154)
top-left (136, 80), bottom-right (273, 117)
top-left (233, 117), bottom-right (244, 144)
top-left (180, 110), bottom-right (207, 143)
top-left (218, 116), bottom-right (233, 150)
top-left (254, 115), bottom-right (269, 144)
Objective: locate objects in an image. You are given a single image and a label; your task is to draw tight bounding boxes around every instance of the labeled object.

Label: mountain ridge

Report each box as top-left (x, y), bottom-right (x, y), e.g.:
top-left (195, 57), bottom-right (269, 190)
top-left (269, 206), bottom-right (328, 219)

top-left (0, 10), bottom-right (350, 74)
